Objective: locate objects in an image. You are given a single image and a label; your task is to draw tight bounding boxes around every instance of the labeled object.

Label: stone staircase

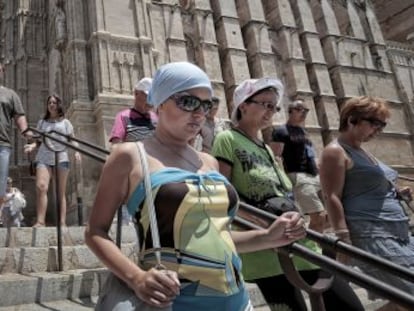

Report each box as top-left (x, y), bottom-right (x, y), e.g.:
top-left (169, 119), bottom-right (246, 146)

top-left (0, 225), bottom-right (388, 310)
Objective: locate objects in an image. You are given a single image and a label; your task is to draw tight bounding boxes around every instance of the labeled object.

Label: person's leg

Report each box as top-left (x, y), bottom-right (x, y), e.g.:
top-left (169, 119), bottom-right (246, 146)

top-left (0, 146), bottom-right (11, 207)
top-left (57, 162), bottom-right (69, 226)
top-left (307, 211), bottom-right (327, 233)
top-left (34, 163), bottom-right (52, 226)
top-left (299, 270), bottom-right (364, 311)
top-left (291, 174), bottom-right (327, 233)
top-left (255, 274), bottom-right (307, 311)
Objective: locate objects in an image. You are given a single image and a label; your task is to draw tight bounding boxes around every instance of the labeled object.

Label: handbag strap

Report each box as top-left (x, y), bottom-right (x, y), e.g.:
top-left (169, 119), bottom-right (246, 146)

top-left (136, 142), bottom-right (163, 269)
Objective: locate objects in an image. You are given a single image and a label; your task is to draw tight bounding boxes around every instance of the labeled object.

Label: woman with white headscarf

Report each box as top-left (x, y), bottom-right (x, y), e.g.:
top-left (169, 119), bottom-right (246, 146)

top-left (85, 62), bottom-right (305, 311)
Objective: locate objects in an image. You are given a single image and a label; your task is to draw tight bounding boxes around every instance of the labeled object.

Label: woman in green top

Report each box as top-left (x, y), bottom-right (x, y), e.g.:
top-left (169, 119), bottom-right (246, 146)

top-left (212, 77), bottom-right (363, 311)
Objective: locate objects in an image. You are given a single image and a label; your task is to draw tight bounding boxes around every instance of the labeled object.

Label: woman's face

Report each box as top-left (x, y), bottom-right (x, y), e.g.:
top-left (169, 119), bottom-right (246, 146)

top-left (353, 115), bottom-right (387, 142)
top-left (241, 89), bottom-right (279, 128)
top-left (47, 97), bottom-right (59, 116)
top-left (159, 87), bottom-right (211, 141)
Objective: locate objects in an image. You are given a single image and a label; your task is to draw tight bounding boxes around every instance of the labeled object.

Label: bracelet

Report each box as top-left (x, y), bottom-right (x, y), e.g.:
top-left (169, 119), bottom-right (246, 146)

top-left (334, 228), bottom-right (349, 234)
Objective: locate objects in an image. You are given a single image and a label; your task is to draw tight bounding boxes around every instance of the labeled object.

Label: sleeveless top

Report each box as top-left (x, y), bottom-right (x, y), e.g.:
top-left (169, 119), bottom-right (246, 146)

top-left (339, 141), bottom-right (408, 226)
top-left (126, 168), bottom-right (250, 311)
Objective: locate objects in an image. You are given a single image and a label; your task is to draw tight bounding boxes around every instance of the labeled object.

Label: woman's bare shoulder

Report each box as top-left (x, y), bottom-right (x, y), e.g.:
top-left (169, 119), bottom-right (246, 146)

top-left (198, 151), bottom-right (219, 171)
top-left (322, 141), bottom-right (345, 157)
top-left (107, 142), bottom-right (139, 168)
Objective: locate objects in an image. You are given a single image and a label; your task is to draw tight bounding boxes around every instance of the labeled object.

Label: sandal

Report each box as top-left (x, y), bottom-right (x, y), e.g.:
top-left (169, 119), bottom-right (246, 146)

top-left (32, 222), bottom-right (45, 228)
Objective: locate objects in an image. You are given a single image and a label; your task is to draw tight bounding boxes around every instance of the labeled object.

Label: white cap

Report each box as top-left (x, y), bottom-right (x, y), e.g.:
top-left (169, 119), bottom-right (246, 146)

top-left (134, 77), bottom-right (153, 94)
top-left (231, 77), bottom-right (284, 124)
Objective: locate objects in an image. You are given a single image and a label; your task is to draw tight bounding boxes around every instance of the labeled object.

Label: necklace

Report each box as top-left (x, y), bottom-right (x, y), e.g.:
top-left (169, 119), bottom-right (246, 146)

top-left (153, 135), bottom-right (202, 171)
top-left (233, 127), bottom-right (264, 147)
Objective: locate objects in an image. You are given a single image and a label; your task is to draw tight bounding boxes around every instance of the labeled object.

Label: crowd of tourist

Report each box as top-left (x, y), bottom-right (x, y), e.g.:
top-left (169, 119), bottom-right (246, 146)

top-left (1, 59), bottom-right (413, 310)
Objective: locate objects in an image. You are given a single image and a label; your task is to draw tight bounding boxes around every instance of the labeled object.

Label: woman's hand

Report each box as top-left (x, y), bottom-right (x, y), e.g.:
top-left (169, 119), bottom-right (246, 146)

top-left (23, 143), bottom-right (36, 154)
top-left (131, 268), bottom-right (180, 308)
top-left (266, 211), bottom-right (306, 247)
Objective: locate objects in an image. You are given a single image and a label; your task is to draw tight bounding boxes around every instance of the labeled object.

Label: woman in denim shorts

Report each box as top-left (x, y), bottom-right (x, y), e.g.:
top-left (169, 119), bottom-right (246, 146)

top-left (24, 94), bottom-right (80, 227)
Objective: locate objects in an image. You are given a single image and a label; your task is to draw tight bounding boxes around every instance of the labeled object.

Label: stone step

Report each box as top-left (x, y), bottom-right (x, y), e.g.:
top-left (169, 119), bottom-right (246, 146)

top-left (0, 243), bottom-right (138, 274)
top-left (0, 272), bottom-right (388, 311)
top-left (0, 269), bottom-right (268, 309)
top-left (0, 298), bottom-right (97, 311)
top-left (0, 268), bottom-right (106, 307)
top-left (0, 224), bottom-right (137, 247)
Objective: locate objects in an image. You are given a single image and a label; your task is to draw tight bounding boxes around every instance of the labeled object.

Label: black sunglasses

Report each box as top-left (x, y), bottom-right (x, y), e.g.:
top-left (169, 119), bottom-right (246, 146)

top-left (246, 99), bottom-right (281, 112)
top-left (293, 107), bottom-right (310, 113)
top-left (361, 117), bottom-right (387, 129)
top-left (170, 94), bottom-right (213, 114)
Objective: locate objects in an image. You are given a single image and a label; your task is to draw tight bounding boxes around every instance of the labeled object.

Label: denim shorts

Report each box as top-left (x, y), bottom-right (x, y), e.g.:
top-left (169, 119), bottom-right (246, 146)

top-left (0, 146), bottom-right (11, 197)
top-left (36, 161), bottom-right (70, 170)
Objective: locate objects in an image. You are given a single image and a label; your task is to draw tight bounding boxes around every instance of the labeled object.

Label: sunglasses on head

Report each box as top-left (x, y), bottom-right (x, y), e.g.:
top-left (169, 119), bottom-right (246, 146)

top-left (170, 94), bottom-right (213, 114)
top-left (361, 117), bottom-right (387, 129)
top-left (246, 99), bottom-right (281, 112)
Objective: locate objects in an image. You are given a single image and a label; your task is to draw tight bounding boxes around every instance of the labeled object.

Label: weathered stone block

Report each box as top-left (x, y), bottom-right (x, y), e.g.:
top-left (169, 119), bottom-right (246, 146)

top-left (284, 61), bottom-right (312, 95)
top-left (309, 64), bottom-right (335, 96)
top-left (215, 17), bottom-right (246, 50)
top-left (18, 247), bottom-right (50, 273)
top-left (221, 50), bottom-right (250, 87)
top-left (210, 0), bottom-right (238, 18)
top-left (199, 45), bottom-right (223, 82)
top-left (236, 0), bottom-right (266, 27)
top-left (0, 274), bottom-right (38, 306)
top-left (247, 53), bottom-right (278, 78)
top-left (262, 0), bottom-right (296, 28)
top-left (302, 35), bottom-right (326, 64)
top-left (243, 23), bottom-right (273, 54)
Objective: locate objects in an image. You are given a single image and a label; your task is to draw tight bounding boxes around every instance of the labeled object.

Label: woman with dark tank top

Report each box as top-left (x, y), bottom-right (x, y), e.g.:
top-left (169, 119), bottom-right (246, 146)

top-left (320, 96), bottom-right (414, 311)
top-left (85, 62), bottom-right (306, 311)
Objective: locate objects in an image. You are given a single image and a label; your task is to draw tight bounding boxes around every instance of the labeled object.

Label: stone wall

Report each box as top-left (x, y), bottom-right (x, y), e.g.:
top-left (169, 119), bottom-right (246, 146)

top-left (1, 0), bottom-right (414, 224)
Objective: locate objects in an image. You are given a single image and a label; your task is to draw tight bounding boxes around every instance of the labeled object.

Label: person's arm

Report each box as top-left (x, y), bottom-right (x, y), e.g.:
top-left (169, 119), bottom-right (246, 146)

top-left (231, 211), bottom-right (305, 253)
top-left (109, 111), bottom-right (127, 144)
top-left (85, 143), bottom-right (179, 307)
top-left (319, 144), bottom-right (350, 241)
top-left (64, 119), bottom-right (81, 161)
top-left (269, 125), bottom-right (288, 163)
top-left (15, 114), bottom-right (34, 141)
top-left (216, 157), bottom-right (305, 253)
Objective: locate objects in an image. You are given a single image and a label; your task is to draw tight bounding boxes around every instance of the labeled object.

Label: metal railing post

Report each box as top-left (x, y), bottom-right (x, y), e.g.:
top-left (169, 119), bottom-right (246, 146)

top-left (77, 196), bottom-right (83, 226)
top-left (116, 207), bottom-right (123, 248)
top-left (54, 150), bottom-right (63, 272)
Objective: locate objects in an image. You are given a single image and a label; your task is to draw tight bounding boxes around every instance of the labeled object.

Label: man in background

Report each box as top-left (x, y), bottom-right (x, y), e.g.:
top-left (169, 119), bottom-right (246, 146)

top-left (270, 97), bottom-right (327, 232)
top-left (0, 63), bottom-right (32, 208)
top-left (109, 77), bottom-right (157, 144)
top-left (109, 77), bottom-right (155, 225)
top-left (192, 96), bottom-right (231, 153)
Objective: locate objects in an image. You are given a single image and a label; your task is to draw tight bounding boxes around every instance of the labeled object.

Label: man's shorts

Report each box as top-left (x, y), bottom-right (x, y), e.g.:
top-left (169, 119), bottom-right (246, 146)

top-left (0, 146), bottom-right (11, 197)
top-left (288, 172), bottom-right (325, 215)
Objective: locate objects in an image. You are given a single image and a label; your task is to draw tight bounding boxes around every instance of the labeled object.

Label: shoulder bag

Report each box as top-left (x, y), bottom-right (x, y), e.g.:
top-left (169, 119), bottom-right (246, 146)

top-left (95, 142), bottom-right (171, 311)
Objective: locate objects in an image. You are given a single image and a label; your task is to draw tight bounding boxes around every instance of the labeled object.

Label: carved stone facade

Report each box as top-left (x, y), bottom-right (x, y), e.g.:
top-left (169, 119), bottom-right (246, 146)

top-left (1, 0), bottom-right (414, 224)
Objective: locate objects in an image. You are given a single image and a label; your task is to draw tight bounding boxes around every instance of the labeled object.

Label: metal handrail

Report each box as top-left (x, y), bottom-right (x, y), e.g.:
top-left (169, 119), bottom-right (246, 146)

top-left (235, 211), bottom-right (414, 310)
top-left (26, 127), bottom-right (414, 309)
top-left (239, 201), bottom-right (414, 283)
